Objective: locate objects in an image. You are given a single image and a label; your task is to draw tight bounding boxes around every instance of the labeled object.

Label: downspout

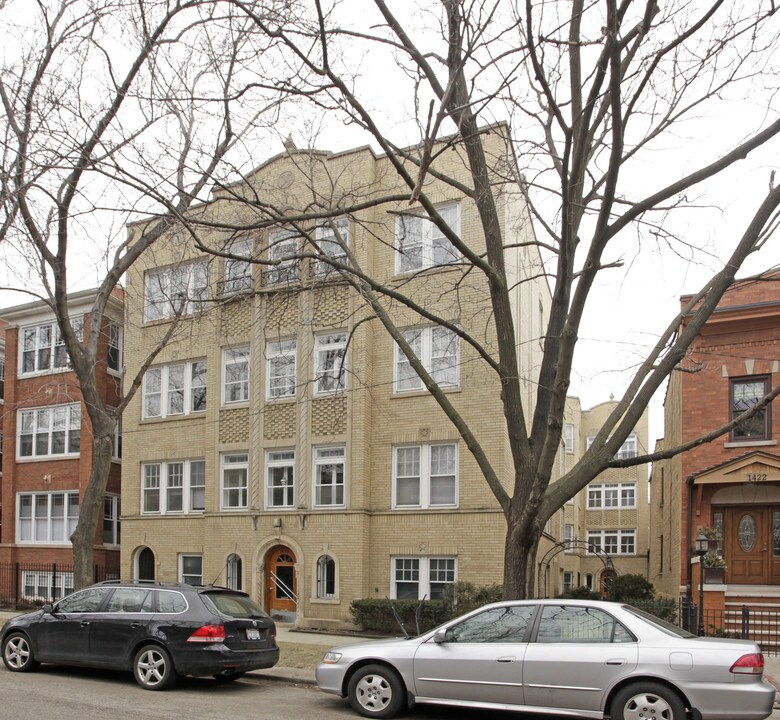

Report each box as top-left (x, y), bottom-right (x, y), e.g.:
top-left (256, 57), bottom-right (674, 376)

top-left (686, 474), bottom-right (696, 599)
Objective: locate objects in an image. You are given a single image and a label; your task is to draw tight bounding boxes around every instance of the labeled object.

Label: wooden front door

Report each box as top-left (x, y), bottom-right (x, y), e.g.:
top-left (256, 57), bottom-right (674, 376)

top-left (726, 508), bottom-right (770, 584)
top-left (265, 546), bottom-right (297, 614)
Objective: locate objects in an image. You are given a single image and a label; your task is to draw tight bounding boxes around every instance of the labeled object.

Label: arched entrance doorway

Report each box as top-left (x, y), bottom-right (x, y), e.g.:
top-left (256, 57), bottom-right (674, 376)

top-left (600, 569), bottom-right (617, 597)
top-left (264, 545), bottom-right (297, 619)
top-left (136, 547), bottom-right (155, 581)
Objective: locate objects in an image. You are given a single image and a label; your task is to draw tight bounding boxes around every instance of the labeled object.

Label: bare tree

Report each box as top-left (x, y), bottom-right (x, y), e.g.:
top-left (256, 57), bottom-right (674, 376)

top-left (0, 0), bottom-right (293, 588)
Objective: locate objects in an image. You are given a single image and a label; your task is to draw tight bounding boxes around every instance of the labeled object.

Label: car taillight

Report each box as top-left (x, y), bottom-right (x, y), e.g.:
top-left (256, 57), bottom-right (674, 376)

top-left (730, 653), bottom-right (764, 674)
top-left (187, 625), bottom-right (226, 643)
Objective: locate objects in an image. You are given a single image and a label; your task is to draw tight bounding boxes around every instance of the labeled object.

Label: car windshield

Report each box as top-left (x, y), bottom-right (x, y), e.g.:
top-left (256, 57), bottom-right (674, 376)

top-left (623, 606), bottom-right (697, 638)
top-left (203, 592), bottom-right (269, 619)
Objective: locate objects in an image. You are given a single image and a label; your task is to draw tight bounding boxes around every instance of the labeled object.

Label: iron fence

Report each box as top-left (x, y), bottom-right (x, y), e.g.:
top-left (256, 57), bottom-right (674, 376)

top-left (0, 562), bottom-right (119, 610)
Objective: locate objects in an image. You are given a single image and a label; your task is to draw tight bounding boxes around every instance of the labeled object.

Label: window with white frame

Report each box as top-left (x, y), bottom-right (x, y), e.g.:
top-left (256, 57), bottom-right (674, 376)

top-left (314, 447), bottom-right (345, 507)
top-left (223, 237), bottom-right (253, 294)
top-left (112, 418), bottom-right (122, 461)
top-left (395, 202), bottom-right (459, 273)
top-left (143, 360), bottom-right (207, 418)
top-left (141, 460), bottom-right (206, 514)
top-left (586, 529), bottom-right (636, 555)
top-left (18, 404), bottom-right (81, 458)
top-left (144, 259), bottom-right (209, 322)
top-left (266, 450), bottom-right (295, 508)
top-left (103, 494), bottom-right (121, 545)
top-left (316, 555), bottom-right (336, 598)
top-left (564, 523), bottom-right (574, 552)
top-left (316, 217), bottom-right (349, 276)
top-left (107, 320), bottom-right (122, 373)
top-left (17, 492), bottom-right (79, 543)
top-left (394, 443), bottom-right (457, 508)
top-left (392, 557), bottom-right (456, 600)
top-left (21, 570), bottom-right (74, 602)
top-left (563, 571), bottom-right (574, 592)
top-left (394, 326), bottom-right (459, 392)
top-left (586, 433), bottom-right (638, 460)
top-left (315, 333), bottom-right (346, 393)
top-left (587, 483), bottom-right (636, 509)
top-left (20, 317), bottom-right (83, 374)
top-left (266, 340), bottom-right (296, 399)
top-left (266, 230), bottom-right (300, 284)
top-left (222, 347), bottom-right (249, 404)
top-left (564, 423), bottom-right (575, 453)
top-left (221, 453), bottom-right (248, 510)
top-left (179, 554), bottom-right (203, 585)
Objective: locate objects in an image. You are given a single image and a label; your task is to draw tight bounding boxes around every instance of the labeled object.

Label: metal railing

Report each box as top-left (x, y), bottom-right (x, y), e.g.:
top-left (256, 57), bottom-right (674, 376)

top-left (0, 562), bottom-right (119, 609)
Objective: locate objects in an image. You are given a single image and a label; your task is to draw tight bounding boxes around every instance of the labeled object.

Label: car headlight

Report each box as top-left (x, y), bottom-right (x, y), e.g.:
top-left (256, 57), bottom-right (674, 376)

top-left (322, 651), bottom-right (342, 664)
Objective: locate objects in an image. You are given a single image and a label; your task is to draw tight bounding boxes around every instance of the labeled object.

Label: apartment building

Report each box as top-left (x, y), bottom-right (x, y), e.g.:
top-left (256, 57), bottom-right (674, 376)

top-left (650, 271), bottom-right (780, 612)
top-left (120, 126), bottom-right (558, 627)
top-left (0, 290), bottom-right (124, 600)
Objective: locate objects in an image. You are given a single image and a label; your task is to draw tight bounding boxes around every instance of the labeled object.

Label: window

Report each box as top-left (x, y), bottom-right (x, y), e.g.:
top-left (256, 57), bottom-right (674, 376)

top-left (615, 433), bottom-right (638, 460)
top-left (21, 570), bottom-right (74, 602)
top-left (394, 443), bottom-right (457, 508)
top-left (314, 447), bottom-right (345, 507)
top-left (18, 403), bottom-right (81, 458)
top-left (587, 530), bottom-right (636, 555)
top-left (179, 554), bottom-right (203, 585)
top-left (316, 217), bottom-right (349, 276)
top-left (446, 605), bottom-right (534, 643)
top-left (395, 202), bottom-right (459, 273)
top-left (142, 360), bottom-right (207, 418)
top-left (223, 237), bottom-right (253, 294)
top-left (394, 326), bottom-right (459, 392)
top-left (731, 376), bottom-right (771, 441)
top-left (316, 555), bottom-right (336, 598)
top-left (266, 450), bottom-right (295, 508)
top-left (587, 483), bottom-right (636, 509)
top-left (563, 571), bottom-right (574, 592)
top-left (222, 347), bottom-right (249, 404)
top-left (0, 359), bottom-right (5, 399)
top-left (141, 460), bottom-right (206, 514)
top-left (144, 259), bottom-right (208, 322)
top-left (106, 588), bottom-right (153, 613)
top-left (536, 605), bottom-right (633, 643)
top-left (112, 418), bottom-right (122, 461)
top-left (315, 333), bottom-right (347, 393)
top-left (564, 524), bottom-right (574, 552)
top-left (266, 340), bottom-right (296, 399)
top-left (221, 453), bottom-right (248, 510)
top-left (20, 318), bottom-right (83, 374)
top-left (266, 230), bottom-right (299, 284)
top-left (564, 423), bottom-right (575, 453)
top-left (17, 492), bottom-right (79, 543)
top-left (107, 320), bottom-right (122, 372)
top-left (227, 554), bottom-right (243, 591)
top-left (392, 557), bottom-right (456, 600)
top-left (103, 494), bottom-right (120, 545)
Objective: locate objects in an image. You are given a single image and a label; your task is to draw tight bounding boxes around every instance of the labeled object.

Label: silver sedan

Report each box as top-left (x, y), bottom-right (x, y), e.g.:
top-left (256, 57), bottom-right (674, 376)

top-left (316, 599), bottom-right (775, 720)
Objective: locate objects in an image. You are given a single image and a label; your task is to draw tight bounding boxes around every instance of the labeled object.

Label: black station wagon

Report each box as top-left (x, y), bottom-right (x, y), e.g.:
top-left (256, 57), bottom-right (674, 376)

top-left (1, 580), bottom-right (279, 689)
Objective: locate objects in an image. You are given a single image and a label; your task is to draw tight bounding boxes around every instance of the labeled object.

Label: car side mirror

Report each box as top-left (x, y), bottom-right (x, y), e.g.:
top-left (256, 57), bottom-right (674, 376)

top-left (433, 628), bottom-right (448, 643)
top-left (42, 603), bottom-right (54, 614)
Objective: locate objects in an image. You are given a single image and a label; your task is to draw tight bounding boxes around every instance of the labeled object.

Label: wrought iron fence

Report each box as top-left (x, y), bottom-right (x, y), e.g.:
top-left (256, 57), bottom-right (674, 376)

top-left (0, 562), bottom-right (119, 609)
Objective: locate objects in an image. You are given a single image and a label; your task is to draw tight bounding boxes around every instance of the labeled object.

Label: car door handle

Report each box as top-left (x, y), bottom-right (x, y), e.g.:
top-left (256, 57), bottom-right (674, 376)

top-left (606, 658), bottom-right (625, 665)
top-left (80, 620), bottom-right (90, 627)
top-left (131, 622), bottom-right (143, 628)
top-left (497, 656), bottom-right (516, 663)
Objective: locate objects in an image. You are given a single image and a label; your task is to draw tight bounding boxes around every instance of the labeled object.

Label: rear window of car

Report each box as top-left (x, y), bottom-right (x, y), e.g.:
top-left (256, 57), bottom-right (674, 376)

top-left (623, 606), bottom-right (696, 638)
top-left (203, 592), bottom-right (269, 619)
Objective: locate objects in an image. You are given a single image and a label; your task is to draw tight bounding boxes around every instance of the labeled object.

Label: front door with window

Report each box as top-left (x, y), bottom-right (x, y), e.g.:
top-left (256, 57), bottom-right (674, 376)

top-left (724, 507), bottom-right (780, 584)
top-left (265, 546), bottom-right (297, 615)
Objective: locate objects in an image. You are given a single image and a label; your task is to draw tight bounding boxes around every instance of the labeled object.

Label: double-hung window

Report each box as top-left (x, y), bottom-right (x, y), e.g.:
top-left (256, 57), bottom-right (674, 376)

top-left (107, 320), bottom-right (122, 373)
top-left (141, 459), bottom-right (206, 514)
top-left (393, 443), bottom-right (457, 508)
top-left (587, 529), bottom-right (636, 555)
top-left (394, 326), bottom-right (459, 392)
top-left (266, 340), bottom-right (296, 399)
top-left (564, 423), bottom-right (575, 453)
top-left (17, 491), bottom-right (79, 543)
top-left (316, 217), bottom-right (349, 276)
top-left (392, 557), bottom-right (456, 600)
top-left (731, 375), bottom-right (771, 441)
top-left (179, 555), bottom-right (203, 585)
top-left (221, 453), bottom-right (249, 510)
top-left (313, 447), bottom-right (345, 507)
top-left (315, 333), bottom-right (346, 393)
top-left (222, 347), bottom-right (249, 404)
top-left (266, 450), bottom-right (295, 509)
top-left (395, 202), bottom-right (459, 273)
top-left (266, 230), bottom-right (299, 285)
top-left (144, 259), bottom-right (209, 322)
top-left (21, 318), bottom-right (84, 374)
top-left (18, 404), bottom-right (81, 458)
top-left (223, 237), bottom-right (254, 294)
top-left (103, 495), bottom-right (121, 545)
top-left (587, 483), bottom-right (636, 509)
top-left (142, 360), bottom-right (207, 418)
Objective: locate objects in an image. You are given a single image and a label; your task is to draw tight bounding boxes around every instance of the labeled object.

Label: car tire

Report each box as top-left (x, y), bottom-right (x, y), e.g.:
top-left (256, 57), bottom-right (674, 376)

top-left (610, 681), bottom-right (686, 720)
top-left (133, 644), bottom-right (177, 690)
top-left (2, 632), bottom-right (40, 672)
top-left (212, 669), bottom-right (246, 683)
top-left (347, 663), bottom-right (406, 719)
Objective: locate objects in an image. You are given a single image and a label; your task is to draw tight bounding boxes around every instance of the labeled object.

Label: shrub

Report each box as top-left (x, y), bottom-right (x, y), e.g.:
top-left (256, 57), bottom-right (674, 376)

top-left (559, 586), bottom-right (600, 600)
top-left (349, 598), bottom-right (449, 635)
top-left (628, 597), bottom-right (678, 623)
top-left (440, 581), bottom-right (503, 614)
top-left (606, 574), bottom-right (655, 602)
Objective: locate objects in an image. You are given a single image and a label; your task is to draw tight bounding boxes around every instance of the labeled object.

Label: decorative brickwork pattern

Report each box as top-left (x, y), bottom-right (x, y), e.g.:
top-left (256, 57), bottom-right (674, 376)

top-left (312, 396), bottom-right (347, 436)
top-left (264, 403), bottom-right (296, 440)
top-left (219, 407), bottom-right (250, 444)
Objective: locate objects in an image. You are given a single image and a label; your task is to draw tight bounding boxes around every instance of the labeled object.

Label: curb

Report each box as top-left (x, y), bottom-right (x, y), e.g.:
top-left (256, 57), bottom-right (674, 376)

top-left (246, 668), bottom-right (316, 686)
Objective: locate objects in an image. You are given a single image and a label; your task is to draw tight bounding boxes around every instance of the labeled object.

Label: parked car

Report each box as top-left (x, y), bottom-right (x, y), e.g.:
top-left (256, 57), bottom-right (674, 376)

top-left (1, 580), bottom-right (279, 690)
top-left (316, 599), bottom-right (775, 720)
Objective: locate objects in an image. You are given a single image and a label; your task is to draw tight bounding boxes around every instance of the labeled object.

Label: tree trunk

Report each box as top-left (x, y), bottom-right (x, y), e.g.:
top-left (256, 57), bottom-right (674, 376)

top-left (503, 516), bottom-right (542, 600)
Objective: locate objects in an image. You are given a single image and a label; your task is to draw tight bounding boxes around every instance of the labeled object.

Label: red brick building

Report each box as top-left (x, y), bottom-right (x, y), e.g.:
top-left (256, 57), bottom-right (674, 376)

top-left (651, 271), bottom-right (780, 614)
top-left (0, 289), bottom-right (123, 601)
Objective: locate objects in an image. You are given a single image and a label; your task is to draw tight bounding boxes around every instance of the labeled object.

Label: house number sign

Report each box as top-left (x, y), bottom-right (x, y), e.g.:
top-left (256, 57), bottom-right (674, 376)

top-left (746, 473), bottom-right (768, 483)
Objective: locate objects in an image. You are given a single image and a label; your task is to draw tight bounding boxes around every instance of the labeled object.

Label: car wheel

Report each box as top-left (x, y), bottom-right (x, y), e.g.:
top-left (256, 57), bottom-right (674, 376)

top-left (2, 632), bottom-right (40, 672)
top-left (347, 663), bottom-right (406, 719)
top-left (212, 669), bottom-right (246, 683)
top-left (133, 644), bottom-right (177, 690)
top-left (610, 682), bottom-right (686, 720)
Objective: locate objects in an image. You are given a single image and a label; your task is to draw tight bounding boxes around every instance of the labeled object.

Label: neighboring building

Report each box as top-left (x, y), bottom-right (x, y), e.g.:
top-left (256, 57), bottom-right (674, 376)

top-left (550, 397), bottom-right (650, 597)
top-left (0, 290), bottom-right (124, 600)
top-left (120, 126), bottom-right (557, 627)
top-left (650, 272), bottom-right (780, 614)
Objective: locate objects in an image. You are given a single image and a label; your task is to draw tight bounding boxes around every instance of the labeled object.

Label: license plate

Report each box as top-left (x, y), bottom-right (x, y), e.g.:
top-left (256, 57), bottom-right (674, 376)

top-left (246, 628), bottom-right (261, 640)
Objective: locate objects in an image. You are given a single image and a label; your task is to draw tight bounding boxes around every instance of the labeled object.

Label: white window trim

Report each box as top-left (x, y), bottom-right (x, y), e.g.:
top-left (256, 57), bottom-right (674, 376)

top-left (390, 556), bottom-right (457, 600)
top-left (222, 346), bottom-right (250, 405)
top-left (586, 529), bottom-right (637, 555)
top-left (314, 332), bottom-right (347, 395)
top-left (265, 449), bottom-right (296, 510)
top-left (223, 237), bottom-right (254, 295)
top-left (315, 554), bottom-right (338, 600)
top-left (313, 446), bottom-right (346, 508)
top-left (392, 443), bottom-right (458, 509)
top-left (586, 483), bottom-right (637, 509)
top-left (141, 459), bottom-right (206, 515)
top-left (394, 326), bottom-right (460, 393)
top-left (16, 491), bottom-right (79, 544)
top-left (564, 423), bottom-right (575, 453)
top-left (19, 317), bottom-right (84, 377)
top-left (21, 570), bottom-right (74, 602)
top-left (17, 403), bottom-right (81, 459)
top-left (179, 554), bottom-right (203, 585)
top-left (221, 452), bottom-right (249, 511)
top-left (103, 494), bottom-right (121, 546)
top-left (266, 339), bottom-right (297, 400)
top-left (107, 320), bottom-right (123, 376)
top-left (142, 360), bottom-right (207, 419)
top-left (266, 230), bottom-right (300, 285)
top-left (144, 259), bottom-right (209, 322)
top-left (316, 217), bottom-right (350, 276)
top-left (394, 202), bottom-right (460, 274)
